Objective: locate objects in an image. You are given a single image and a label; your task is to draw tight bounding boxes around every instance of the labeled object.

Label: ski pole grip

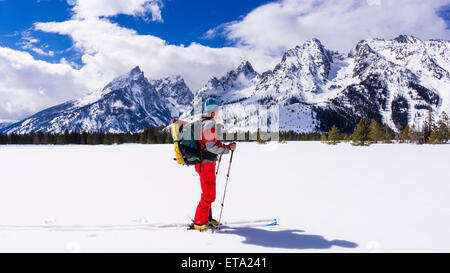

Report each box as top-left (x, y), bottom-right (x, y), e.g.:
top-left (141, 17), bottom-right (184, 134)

top-left (228, 142), bottom-right (236, 151)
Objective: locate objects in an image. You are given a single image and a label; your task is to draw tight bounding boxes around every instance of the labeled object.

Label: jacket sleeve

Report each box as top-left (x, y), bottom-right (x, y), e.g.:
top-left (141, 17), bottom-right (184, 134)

top-left (201, 120), bottom-right (230, 155)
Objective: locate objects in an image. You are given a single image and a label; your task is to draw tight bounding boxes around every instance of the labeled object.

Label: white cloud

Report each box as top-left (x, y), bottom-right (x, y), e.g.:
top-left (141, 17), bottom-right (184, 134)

top-left (72, 0), bottom-right (164, 22)
top-left (218, 0), bottom-right (450, 54)
top-left (146, 1), bottom-right (163, 22)
top-left (35, 18), bottom-right (277, 92)
top-left (18, 30), bottom-right (40, 50)
top-left (31, 48), bottom-right (54, 57)
top-left (202, 28), bottom-right (217, 40)
top-left (0, 46), bottom-right (88, 120)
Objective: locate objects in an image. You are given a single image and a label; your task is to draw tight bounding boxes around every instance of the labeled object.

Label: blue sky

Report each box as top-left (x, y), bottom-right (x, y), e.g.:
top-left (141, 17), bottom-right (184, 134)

top-left (0, 0), bottom-right (73, 62)
top-left (438, 3), bottom-right (450, 24)
top-left (1, 0), bottom-right (450, 121)
top-left (1, 0), bottom-right (449, 72)
top-left (110, 0), bottom-right (275, 47)
top-left (0, 0), bottom-right (274, 66)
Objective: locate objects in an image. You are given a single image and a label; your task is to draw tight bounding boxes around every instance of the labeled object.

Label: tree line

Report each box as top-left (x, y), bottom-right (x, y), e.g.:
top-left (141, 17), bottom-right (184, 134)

top-left (322, 110), bottom-right (450, 146)
top-left (1, 110), bottom-right (448, 146)
top-left (0, 126), bottom-right (322, 145)
top-left (0, 126), bottom-right (172, 145)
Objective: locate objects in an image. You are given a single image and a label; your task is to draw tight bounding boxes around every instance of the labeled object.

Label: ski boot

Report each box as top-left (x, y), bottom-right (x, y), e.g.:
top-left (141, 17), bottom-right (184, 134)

top-left (188, 222), bottom-right (218, 231)
top-left (208, 218), bottom-right (219, 229)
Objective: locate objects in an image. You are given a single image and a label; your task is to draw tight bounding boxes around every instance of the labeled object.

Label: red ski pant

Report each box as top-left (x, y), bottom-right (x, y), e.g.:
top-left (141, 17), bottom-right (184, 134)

top-left (194, 161), bottom-right (216, 225)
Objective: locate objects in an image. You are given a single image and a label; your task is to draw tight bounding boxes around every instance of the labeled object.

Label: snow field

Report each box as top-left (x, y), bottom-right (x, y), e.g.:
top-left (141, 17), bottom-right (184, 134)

top-left (0, 142), bottom-right (449, 252)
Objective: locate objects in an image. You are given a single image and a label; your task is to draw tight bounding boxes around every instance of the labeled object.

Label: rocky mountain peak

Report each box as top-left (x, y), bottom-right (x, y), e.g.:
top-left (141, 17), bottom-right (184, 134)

top-left (236, 60), bottom-right (257, 76)
top-left (394, 34), bottom-right (420, 44)
top-left (102, 66), bottom-right (148, 93)
top-left (129, 65), bottom-right (142, 75)
top-left (151, 75), bottom-right (193, 105)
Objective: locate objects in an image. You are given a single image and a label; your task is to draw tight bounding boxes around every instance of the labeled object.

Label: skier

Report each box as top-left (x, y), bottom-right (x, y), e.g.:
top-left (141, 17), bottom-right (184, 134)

top-left (191, 98), bottom-right (236, 231)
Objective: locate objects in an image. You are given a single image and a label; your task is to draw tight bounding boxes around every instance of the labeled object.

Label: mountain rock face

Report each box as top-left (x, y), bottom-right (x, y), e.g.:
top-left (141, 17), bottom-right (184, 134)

top-left (2, 35), bottom-right (449, 134)
top-left (2, 67), bottom-right (193, 134)
top-left (184, 35), bottom-right (450, 133)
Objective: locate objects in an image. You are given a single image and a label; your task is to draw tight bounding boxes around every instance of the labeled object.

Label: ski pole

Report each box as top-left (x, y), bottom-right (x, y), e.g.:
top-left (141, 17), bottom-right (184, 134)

top-left (217, 149), bottom-right (234, 230)
top-left (216, 154), bottom-right (222, 176)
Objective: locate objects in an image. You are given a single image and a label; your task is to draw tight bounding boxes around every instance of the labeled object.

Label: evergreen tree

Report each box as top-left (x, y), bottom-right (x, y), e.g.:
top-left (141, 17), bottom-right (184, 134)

top-left (409, 124), bottom-right (423, 144)
top-left (382, 126), bottom-right (395, 144)
top-left (343, 134), bottom-right (351, 143)
top-left (430, 112), bottom-right (450, 144)
top-left (63, 129), bottom-right (70, 144)
top-left (428, 131), bottom-right (438, 144)
top-left (0, 134), bottom-right (8, 144)
top-left (87, 133), bottom-right (94, 145)
top-left (104, 132), bottom-right (113, 145)
top-left (164, 130), bottom-right (172, 144)
top-left (400, 125), bottom-right (411, 143)
top-left (368, 119), bottom-right (384, 143)
top-left (146, 127), bottom-right (157, 144)
top-left (140, 128), bottom-right (148, 144)
top-left (278, 133), bottom-right (287, 144)
top-left (96, 131), bottom-right (105, 145)
top-left (352, 119), bottom-right (370, 146)
top-left (31, 132), bottom-right (40, 145)
top-left (69, 131), bottom-right (79, 144)
top-left (423, 107), bottom-right (435, 143)
top-left (437, 112), bottom-right (449, 143)
top-left (158, 126), bottom-right (167, 143)
top-left (80, 131), bottom-right (88, 145)
top-left (327, 125), bottom-right (341, 145)
top-left (56, 134), bottom-right (64, 145)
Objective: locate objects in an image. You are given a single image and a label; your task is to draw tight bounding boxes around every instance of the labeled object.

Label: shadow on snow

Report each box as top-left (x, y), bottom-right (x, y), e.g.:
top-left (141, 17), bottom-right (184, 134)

top-left (220, 227), bottom-right (358, 250)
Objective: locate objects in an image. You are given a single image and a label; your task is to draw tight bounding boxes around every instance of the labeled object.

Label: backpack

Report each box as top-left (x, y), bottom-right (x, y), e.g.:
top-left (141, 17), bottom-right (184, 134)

top-left (170, 122), bottom-right (185, 165)
top-left (171, 117), bottom-right (215, 166)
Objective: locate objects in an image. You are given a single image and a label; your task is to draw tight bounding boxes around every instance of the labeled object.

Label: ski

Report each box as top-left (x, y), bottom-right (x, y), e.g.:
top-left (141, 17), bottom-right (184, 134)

top-left (0, 219), bottom-right (277, 232)
top-left (187, 218), bottom-right (278, 231)
top-left (218, 219), bottom-right (278, 230)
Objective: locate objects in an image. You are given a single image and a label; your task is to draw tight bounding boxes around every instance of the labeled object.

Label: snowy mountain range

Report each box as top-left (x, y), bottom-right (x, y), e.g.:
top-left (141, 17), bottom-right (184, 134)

top-left (184, 35), bottom-right (450, 133)
top-left (1, 67), bottom-right (193, 134)
top-left (2, 35), bottom-right (449, 134)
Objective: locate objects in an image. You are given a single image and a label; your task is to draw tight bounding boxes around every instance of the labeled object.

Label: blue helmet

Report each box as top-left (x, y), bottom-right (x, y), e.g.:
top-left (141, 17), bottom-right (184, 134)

top-left (204, 98), bottom-right (220, 113)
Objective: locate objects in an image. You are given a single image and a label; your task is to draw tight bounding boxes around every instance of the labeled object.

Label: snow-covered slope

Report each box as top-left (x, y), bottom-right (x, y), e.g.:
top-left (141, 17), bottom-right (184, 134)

top-left (2, 67), bottom-right (193, 134)
top-left (0, 142), bottom-right (449, 252)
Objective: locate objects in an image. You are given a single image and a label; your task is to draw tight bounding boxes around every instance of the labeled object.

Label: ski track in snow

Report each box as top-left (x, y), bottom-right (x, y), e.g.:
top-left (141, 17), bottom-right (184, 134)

top-left (0, 219), bottom-right (277, 232)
